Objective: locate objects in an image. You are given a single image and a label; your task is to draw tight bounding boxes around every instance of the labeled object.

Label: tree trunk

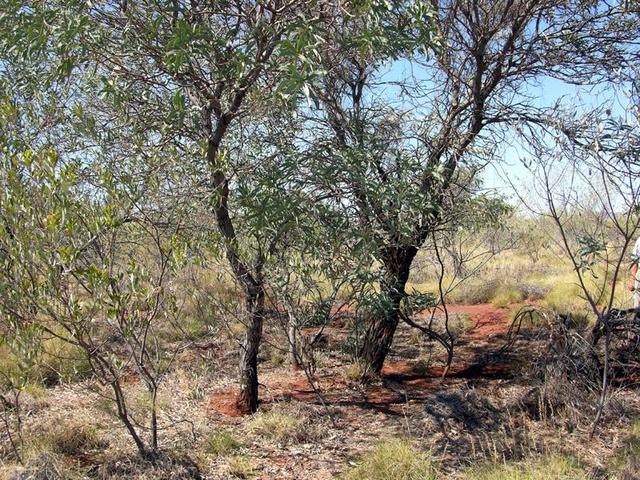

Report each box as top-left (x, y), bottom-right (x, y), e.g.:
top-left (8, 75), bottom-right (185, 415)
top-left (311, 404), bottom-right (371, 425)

top-left (287, 310), bottom-right (300, 369)
top-left (236, 285), bottom-right (264, 414)
top-left (359, 246), bottom-right (417, 377)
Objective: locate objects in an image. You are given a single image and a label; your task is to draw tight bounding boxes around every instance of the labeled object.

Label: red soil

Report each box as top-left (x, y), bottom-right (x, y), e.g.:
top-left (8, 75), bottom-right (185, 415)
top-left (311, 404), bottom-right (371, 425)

top-left (206, 303), bottom-right (514, 416)
top-left (206, 389), bottom-right (251, 417)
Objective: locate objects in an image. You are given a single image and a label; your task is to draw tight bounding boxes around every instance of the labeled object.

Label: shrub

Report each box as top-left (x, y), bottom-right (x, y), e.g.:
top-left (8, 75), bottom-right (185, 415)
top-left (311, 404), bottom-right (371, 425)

top-left (507, 307), bottom-right (550, 329)
top-left (246, 408), bottom-right (306, 442)
top-left (204, 431), bottom-right (241, 456)
top-left (448, 313), bottom-right (473, 336)
top-left (464, 455), bottom-right (589, 480)
top-left (344, 438), bottom-right (437, 480)
top-left (449, 279), bottom-right (500, 305)
top-left (269, 350), bottom-right (286, 366)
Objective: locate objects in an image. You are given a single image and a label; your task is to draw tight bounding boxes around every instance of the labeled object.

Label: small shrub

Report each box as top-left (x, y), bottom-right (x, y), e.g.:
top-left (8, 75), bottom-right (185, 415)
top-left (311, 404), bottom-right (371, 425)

top-left (448, 313), bottom-right (473, 336)
top-left (246, 408), bottom-right (306, 442)
top-left (180, 316), bottom-right (209, 341)
top-left (340, 335), bottom-right (361, 357)
top-left (226, 455), bottom-right (255, 479)
top-left (518, 283), bottom-right (549, 301)
top-left (507, 308), bottom-right (550, 329)
top-left (204, 430), bottom-right (241, 456)
top-left (464, 455), bottom-right (589, 480)
top-left (343, 438), bottom-right (437, 480)
top-left (413, 358), bottom-right (431, 376)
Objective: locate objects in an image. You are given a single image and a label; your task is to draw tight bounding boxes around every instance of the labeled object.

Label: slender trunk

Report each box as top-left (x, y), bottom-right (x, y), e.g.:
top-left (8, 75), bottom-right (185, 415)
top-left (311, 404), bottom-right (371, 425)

top-left (207, 138), bottom-right (266, 414)
top-left (236, 285), bottom-right (264, 414)
top-left (360, 246), bottom-right (417, 377)
top-left (287, 310), bottom-right (300, 369)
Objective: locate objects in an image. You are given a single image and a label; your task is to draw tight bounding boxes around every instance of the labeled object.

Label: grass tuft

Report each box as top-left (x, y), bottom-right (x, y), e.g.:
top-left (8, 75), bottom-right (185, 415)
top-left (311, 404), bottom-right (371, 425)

top-left (226, 455), bottom-right (255, 478)
top-left (204, 430), bottom-right (241, 456)
top-left (490, 285), bottom-right (524, 308)
top-left (608, 420), bottom-right (640, 478)
top-left (343, 438), bottom-right (437, 480)
top-left (464, 455), bottom-right (589, 480)
top-left (246, 408), bottom-right (306, 442)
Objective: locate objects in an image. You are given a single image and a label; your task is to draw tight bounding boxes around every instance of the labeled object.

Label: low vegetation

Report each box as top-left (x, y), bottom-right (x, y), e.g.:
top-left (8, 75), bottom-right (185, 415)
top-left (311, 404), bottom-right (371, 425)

top-left (344, 439), bottom-right (437, 480)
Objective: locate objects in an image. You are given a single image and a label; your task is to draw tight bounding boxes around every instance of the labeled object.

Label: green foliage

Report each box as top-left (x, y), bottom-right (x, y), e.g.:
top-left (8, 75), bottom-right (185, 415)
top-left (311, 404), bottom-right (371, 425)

top-left (344, 438), bottom-right (437, 480)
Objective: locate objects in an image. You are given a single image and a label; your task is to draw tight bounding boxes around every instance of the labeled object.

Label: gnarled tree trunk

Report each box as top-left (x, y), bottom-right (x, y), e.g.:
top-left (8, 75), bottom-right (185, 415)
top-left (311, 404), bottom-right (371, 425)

top-left (360, 246), bottom-right (417, 377)
top-left (237, 284), bottom-right (264, 413)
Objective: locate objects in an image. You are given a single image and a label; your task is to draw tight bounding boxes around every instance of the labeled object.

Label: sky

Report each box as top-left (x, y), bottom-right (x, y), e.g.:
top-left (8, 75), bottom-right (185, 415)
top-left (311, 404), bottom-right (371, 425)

top-left (378, 57), bottom-right (632, 202)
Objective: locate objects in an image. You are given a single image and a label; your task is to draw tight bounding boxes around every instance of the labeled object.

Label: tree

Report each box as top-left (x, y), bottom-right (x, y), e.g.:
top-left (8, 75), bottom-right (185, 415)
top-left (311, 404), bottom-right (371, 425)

top-left (0, 145), bottom-right (189, 460)
top-left (303, 0), bottom-right (638, 376)
top-left (1, 0), bottom-right (328, 413)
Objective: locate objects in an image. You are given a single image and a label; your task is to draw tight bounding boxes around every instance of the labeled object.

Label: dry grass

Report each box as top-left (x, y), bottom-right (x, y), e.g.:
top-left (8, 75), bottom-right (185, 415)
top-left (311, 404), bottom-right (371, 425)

top-left (246, 407), bottom-right (308, 443)
top-left (343, 438), bottom-right (437, 480)
top-left (607, 420), bottom-right (640, 479)
top-left (23, 416), bottom-right (107, 458)
top-left (344, 362), bottom-right (365, 382)
top-left (226, 454), bottom-right (255, 478)
top-left (204, 430), bottom-right (241, 456)
top-left (463, 455), bottom-right (589, 480)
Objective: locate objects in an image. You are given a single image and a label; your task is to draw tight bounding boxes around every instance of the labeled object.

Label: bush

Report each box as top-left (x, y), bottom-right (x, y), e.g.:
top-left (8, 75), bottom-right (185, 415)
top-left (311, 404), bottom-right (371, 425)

top-left (463, 455), bottom-right (589, 480)
top-left (269, 349), bottom-right (286, 366)
top-left (0, 334), bottom-right (91, 389)
top-left (344, 362), bottom-right (364, 382)
top-left (448, 313), bottom-right (473, 336)
top-left (39, 336), bottom-right (92, 386)
top-left (449, 279), bottom-right (500, 305)
top-left (344, 438), bottom-right (437, 480)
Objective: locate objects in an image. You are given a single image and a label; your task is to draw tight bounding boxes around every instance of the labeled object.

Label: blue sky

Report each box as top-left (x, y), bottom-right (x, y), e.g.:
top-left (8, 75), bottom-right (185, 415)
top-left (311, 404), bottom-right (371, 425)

top-left (378, 58), bottom-right (630, 195)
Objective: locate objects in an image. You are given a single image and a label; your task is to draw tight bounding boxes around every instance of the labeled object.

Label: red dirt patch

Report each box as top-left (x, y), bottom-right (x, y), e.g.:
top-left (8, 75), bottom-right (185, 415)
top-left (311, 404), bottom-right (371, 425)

top-left (210, 303), bottom-right (515, 417)
top-left (206, 389), bottom-right (251, 417)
